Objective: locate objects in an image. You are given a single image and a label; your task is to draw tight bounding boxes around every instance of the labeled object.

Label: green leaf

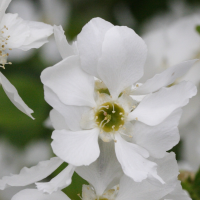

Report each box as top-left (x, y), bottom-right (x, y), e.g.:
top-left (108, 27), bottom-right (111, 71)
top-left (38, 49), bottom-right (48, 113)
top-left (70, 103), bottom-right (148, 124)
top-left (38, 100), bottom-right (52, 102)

top-left (196, 25), bottom-right (200, 34)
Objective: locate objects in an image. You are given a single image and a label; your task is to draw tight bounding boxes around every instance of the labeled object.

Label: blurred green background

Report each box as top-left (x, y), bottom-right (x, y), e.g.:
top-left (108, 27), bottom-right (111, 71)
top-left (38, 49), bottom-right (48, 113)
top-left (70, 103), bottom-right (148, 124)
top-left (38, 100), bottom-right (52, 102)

top-left (1, 0), bottom-right (200, 199)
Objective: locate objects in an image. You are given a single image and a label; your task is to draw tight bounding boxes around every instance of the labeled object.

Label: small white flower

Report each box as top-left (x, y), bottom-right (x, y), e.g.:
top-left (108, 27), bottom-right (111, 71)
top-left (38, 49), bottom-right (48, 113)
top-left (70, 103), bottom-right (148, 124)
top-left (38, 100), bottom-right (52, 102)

top-left (0, 0), bottom-right (53, 68)
top-left (41, 18), bottom-right (197, 182)
top-left (0, 0), bottom-right (53, 117)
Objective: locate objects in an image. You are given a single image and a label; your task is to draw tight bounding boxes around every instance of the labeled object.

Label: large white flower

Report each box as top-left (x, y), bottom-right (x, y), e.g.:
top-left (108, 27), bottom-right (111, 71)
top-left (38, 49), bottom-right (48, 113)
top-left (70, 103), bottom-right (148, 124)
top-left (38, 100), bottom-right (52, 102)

top-left (41, 18), bottom-right (197, 182)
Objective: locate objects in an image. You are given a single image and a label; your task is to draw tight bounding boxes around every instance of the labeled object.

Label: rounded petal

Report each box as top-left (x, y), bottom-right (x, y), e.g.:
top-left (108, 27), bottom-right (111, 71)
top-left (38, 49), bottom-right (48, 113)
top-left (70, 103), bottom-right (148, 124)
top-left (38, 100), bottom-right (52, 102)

top-left (76, 140), bottom-right (123, 196)
top-left (114, 134), bottom-right (162, 183)
top-left (12, 189), bottom-right (70, 200)
top-left (44, 86), bottom-right (90, 131)
top-left (51, 128), bottom-right (100, 166)
top-left (128, 81), bottom-right (197, 125)
top-left (54, 25), bottom-right (75, 59)
top-left (41, 55), bottom-right (96, 107)
top-left (132, 109), bottom-right (182, 158)
top-left (0, 157), bottom-right (63, 190)
top-left (133, 60), bottom-right (197, 95)
top-left (77, 17), bottom-right (114, 78)
top-left (97, 26), bottom-right (147, 99)
top-left (36, 164), bottom-right (75, 194)
top-left (0, 72), bottom-right (34, 119)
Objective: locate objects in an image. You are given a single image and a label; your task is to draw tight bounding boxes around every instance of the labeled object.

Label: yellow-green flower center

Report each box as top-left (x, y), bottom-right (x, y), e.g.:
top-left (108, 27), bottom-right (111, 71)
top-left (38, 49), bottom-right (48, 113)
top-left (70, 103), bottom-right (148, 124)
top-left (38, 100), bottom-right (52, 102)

top-left (95, 102), bottom-right (125, 132)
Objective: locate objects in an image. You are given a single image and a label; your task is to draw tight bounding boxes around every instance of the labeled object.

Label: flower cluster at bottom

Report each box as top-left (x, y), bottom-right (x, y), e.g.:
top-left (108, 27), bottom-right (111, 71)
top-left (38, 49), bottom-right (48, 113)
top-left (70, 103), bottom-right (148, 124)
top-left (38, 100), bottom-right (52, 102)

top-left (0, 17), bottom-right (197, 199)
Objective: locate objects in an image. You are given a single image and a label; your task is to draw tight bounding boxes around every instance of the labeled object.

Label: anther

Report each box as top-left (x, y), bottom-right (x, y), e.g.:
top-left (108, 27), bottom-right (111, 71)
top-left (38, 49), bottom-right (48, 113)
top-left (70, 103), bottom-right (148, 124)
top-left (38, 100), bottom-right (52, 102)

top-left (121, 117), bottom-right (124, 120)
top-left (95, 116), bottom-right (98, 119)
top-left (119, 112), bottom-right (123, 115)
top-left (135, 117), bottom-right (138, 120)
top-left (119, 125), bottom-right (123, 128)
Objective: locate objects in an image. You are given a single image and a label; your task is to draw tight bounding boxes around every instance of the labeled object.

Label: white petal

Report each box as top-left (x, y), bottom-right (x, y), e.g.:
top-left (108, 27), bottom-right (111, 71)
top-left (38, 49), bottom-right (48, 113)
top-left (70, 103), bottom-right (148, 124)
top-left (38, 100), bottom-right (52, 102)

top-left (77, 17), bottom-right (113, 78)
top-left (41, 55), bottom-right (96, 107)
top-left (0, 157), bottom-right (63, 190)
top-left (116, 175), bottom-right (171, 200)
top-left (36, 164), bottom-right (75, 194)
top-left (51, 128), bottom-right (100, 166)
top-left (132, 109), bottom-right (182, 158)
top-left (12, 189), bottom-right (70, 200)
top-left (2, 14), bottom-right (52, 50)
top-left (97, 26), bottom-right (147, 99)
top-left (128, 81), bottom-right (197, 125)
top-left (116, 153), bottom-right (178, 200)
top-left (115, 134), bottom-right (162, 182)
top-left (18, 20), bottom-right (53, 51)
top-left (151, 152), bottom-right (179, 183)
top-left (163, 182), bottom-right (191, 200)
top-left (50, 109), bottom-right (69, 130)
top-left (44, 86), bottom-right (90, 131)
top-left (0, 72), bottom-right (34, 119)
top-left (0, 0), bottom-right (11, 22)
top-left (54, 25), bottom-right (75, 59)
top-left (76, 140), bottom-right (123, 196)
top-left (133, 60), bottom-right (197, 95)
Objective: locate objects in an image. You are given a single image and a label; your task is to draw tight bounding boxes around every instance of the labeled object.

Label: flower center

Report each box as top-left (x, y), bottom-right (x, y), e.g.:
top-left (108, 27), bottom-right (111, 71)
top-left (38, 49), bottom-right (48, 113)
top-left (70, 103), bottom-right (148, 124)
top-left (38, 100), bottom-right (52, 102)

top-left (95, 102), bottom-right (125, 132)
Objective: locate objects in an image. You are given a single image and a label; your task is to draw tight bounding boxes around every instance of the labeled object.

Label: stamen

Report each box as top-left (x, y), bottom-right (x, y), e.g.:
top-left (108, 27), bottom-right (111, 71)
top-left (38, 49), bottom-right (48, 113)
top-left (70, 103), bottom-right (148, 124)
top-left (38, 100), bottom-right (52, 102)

top-left (112, 104), bottom-right (116, 113)
top-left (119, 131), bottom-right (132, 138)
top-left (77, 194), bottom-right (82, 200)
top-left (102, 119), bottom-right (110, 128)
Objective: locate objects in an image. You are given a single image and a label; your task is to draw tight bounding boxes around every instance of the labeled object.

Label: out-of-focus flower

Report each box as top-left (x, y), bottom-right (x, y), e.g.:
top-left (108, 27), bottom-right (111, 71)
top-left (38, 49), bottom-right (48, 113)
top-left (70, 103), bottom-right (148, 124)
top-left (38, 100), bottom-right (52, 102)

top-left (0, 0), bottom-right (53, 117)
top-left (0, 0), bottom-right (53, 68)
top-left (142, 11), bottom-right (200, 170)
top-left (0, 139), bottom-right (51, 200)
top-left (41, 18), bottom-right (196, 183)
top-left (7, 0), bottom-right (70, 64)
top-left (8, 152), bottom-right (190, 200)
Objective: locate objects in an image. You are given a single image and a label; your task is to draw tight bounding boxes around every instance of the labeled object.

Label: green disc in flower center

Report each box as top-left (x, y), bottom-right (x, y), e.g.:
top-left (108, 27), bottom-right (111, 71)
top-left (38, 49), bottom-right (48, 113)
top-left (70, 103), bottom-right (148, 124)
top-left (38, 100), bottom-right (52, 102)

top-left (95, 102), bottom-right (125, 132)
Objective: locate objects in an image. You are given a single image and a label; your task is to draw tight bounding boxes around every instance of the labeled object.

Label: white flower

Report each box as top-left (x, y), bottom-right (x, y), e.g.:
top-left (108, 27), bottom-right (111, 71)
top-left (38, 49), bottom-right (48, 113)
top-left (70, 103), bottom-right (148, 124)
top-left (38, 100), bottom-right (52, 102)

top-left (0, 144), bottom-right (191, 200)
top-left (41, 18), bottom-right (197, 182)
top-left (0, 0), bottom-right (53, 118)
top-left (77, 153), bottom-right (191, 200)
top-left (0, 0), bottom-right (53, 68)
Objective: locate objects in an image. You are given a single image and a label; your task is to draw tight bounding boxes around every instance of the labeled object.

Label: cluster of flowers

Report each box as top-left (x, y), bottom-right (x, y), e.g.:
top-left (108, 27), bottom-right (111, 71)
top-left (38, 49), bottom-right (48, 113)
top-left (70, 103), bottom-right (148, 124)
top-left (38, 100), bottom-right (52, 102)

top-left (0, 0), bottom-right (198, 199)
